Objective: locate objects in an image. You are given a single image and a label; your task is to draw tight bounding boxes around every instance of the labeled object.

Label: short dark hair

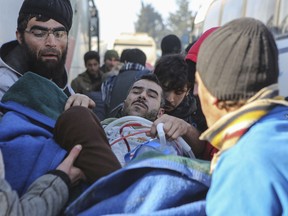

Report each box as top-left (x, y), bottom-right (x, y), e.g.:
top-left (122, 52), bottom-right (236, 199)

top-left (122, 48), bottom-right (147, 66)
top-left (120, 49), bottom-right (130, 63)
top-left (84, 51), bottom-right (100, 64)
top-left (135, 73), bottom-right (165, 107)
top-left (161, 34), bottom-right (182, 56)
top-left (154, 54), bottom-right (191, 91)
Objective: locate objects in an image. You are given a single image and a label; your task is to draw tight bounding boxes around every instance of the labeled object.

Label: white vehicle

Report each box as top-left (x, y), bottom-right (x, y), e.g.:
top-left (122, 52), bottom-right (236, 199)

top-left (113, 33), bottom-right (157, 67)
top-left (193, 0), bottom-right (288, 96)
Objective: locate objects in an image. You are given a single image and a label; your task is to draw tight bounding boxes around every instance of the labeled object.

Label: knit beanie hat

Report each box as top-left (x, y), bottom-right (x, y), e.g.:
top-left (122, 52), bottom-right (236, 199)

top-left (104, 50), bottom-right (120, 61)
top-left (197, 18), bottom-right (279, 101)
top-left (18, 0), bottom-right (73, 31)
top-left (186, 27), bottom-right (219, 63)
top-left (161, 34), bottom-right (182, 56)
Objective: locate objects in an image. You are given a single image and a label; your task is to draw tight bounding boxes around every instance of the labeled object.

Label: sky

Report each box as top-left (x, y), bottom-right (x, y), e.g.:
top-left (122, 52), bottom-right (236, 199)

top-left (95, 0), bottom-right (203, 48)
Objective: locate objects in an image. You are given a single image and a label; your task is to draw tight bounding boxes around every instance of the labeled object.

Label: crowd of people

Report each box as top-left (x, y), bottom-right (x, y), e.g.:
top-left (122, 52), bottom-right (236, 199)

top-left (1, 0), bottom-right (288, 215)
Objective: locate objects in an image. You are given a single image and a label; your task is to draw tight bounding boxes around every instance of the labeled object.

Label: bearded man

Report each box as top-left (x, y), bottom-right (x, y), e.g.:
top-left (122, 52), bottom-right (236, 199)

top-left (0, 0), bottom-right (74, 100)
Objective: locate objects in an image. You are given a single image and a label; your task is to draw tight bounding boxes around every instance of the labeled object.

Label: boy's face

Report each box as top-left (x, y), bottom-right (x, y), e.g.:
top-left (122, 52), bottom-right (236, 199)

top-left (162, 83), bottom-right (190, 112)
top-left (86, 59), bottom-right (100, 76)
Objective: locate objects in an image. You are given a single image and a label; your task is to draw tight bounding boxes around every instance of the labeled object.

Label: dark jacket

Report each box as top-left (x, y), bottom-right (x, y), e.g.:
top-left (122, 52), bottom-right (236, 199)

top-left (166, 93), bottom-right (207, 133)
top-left (71, 70), bottom-right (103, 94)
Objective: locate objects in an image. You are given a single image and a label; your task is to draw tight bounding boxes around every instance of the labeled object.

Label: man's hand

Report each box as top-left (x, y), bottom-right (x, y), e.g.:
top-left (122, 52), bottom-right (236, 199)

top-left (149, 114), bottom-right (192, 140)
top-left (65, 94), bottom-right (96, 110)
top-left (56, 145), bottom-right (86, 185)
top-left (148, 114), bottom-right (205, 157)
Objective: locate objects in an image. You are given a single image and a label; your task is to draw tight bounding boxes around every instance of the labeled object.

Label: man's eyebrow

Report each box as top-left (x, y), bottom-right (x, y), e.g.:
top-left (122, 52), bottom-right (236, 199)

top-left (30, 25), bottom-right (66, 31)
top-left (131, 86), bottom-right (143, 90)
top-left (147, 89), bottom-right (159, 96)
top-left (131, 85), bottom-right (159, 96)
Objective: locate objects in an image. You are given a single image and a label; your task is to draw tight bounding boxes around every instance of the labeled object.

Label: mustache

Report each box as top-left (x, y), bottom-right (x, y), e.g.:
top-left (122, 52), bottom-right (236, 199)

top-left (40, 48), bottom-right (60, 56)
top-left (133, 99), bottom-right (148, 109)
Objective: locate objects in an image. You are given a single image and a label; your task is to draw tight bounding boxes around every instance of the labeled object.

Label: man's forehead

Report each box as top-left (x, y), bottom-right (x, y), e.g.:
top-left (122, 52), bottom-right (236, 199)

top-left (133, 79), bottom-right (162, 91)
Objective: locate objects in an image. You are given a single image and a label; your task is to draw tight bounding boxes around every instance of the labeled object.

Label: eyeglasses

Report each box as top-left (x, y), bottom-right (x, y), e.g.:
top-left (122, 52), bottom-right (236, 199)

top-left (24, 27), bottom-right (67, 40)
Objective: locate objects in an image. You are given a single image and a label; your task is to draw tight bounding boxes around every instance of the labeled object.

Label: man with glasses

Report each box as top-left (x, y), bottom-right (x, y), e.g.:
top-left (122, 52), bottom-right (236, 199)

top-left (0, 0), bottom-right (88, 105)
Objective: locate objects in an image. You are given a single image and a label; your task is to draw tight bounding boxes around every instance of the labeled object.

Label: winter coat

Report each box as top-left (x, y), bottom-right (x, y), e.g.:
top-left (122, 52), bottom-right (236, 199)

top-left (71, 70), bottom-right (103, 94)
top-left (205, 86), bottom-right (288, 215)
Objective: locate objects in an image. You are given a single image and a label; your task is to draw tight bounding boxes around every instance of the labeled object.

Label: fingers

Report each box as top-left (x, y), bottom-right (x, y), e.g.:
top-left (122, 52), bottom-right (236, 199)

top-left (150, 114), bottom-right (188, 140)
top-left (56, 145), bottom-right (86, 185)
top-left (64, 94), bottom-right (96, 110)
top-left (70, 168), bottom-right (86, 187)
top-left (64, 96), bottom-right (74, 110)
top-left (88, 99), bottom-right (96, 108)
top-left (63, 145), bottom-right (82, 166)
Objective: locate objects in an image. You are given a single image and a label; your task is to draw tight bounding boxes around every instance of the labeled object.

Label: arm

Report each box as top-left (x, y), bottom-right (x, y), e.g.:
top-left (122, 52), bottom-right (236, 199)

top-left (0, 173), bottom-right (69, 216)
top-left (149, 114), bottom-right (206, 157)
top-left (0, 145), bottom-right (84, 216)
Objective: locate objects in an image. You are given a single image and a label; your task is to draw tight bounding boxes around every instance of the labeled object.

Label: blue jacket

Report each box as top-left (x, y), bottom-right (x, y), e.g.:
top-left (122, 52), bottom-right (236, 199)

top-left (0, 72), bottom-right (67, 195)
top-left (206, 106), bottom-right (288, 215)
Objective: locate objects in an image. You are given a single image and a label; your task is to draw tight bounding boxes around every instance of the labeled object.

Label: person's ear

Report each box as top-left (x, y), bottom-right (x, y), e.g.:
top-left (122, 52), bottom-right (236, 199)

top-left (16, 31), bottom-right (23, 44)
top-left (212, 97), bottom-right (224, 110)
top-left (157, 108), bottom-right (165, 118)
top-left (212, 98), bottom-right (218, 106)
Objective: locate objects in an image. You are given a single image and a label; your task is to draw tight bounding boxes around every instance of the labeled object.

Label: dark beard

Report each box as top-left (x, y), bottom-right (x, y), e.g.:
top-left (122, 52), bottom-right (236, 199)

top-left (122, 102), bottom-right (159, 122)
top-left (22, 39), bottom-right (68, 87)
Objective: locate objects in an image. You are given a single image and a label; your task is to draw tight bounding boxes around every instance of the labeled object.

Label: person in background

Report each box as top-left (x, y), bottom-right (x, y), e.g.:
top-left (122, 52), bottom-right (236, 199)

top-left (185, 27), bottom-right (219, 160)
top-left (71, 51), bottom-right (103, 94)
top-left (104, 48), bottom-right (152, 117)
top-left (100, 49), bottom-right (120, 73)
top-left (152, 54), bottom-right (207, 158)
top-left (0, 145), bottom-right (84, 216)
top-left (195, 18), bottom-right (288, 215)
top-left (160, 34), bottom-right (182, 56)
top-left (0, 0), bottom-right (95, 109)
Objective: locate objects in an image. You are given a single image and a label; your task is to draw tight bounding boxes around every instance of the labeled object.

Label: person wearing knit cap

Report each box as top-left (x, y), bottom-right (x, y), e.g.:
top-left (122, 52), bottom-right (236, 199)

top-left (195, 18), bottom-right (288, 215)
top-left (160, 34), bottom-right (182, 56)
top-left (100, 49), bottom-right (120, 73)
